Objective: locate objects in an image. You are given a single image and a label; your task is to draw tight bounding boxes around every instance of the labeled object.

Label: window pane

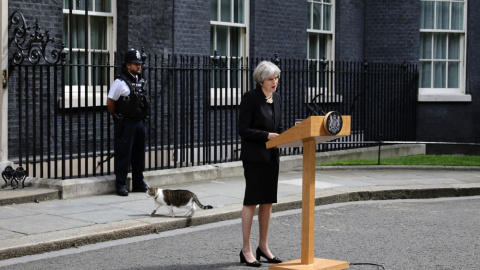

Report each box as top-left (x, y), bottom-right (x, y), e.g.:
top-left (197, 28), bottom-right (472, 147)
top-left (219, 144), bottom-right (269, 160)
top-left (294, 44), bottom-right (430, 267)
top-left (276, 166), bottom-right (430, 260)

top-left (448, 33), bottom-right (460, 60)
top-left (63, 14), bottom-right (69, 47)
top-left (211, 0), bottom-right (218, 21)
top-left (433, 33), bottom-right (447, 59)
top-left (308, 33), bottom-right (329, 60)
top-left (230, 27), bottom-right (240, 57)
top-left (91, 51), bottom-right (109, 85)
top-left (307, 3), bottom-right (312, 29)
top-left (67, 51), bottom-right (87, 85)
top-left (419, 62), bottom-right (432, 88)
top-left (95, 0), bottom-right (111, 12)
top-left (436, 2), bottom-right (450, 30)
top-left (91, 17), bottom-right (107, 50)
top-left (75, 0), bottom-right (92, 11)
top-left (234, 0), bottom-right (244, 23)
top-left (448, 62), bottom-right (459, 88)
top-left (319, 34), bottom-right (328, 60)
top-left (216, 26), bottom-right (228, 56)
top-left (433, 61), bottom-right (446, 88)
top-left (451, 2), bottom-right (463, 30)
top-left (230, 57), bottom-right (240, 87)
top-left (210, 26), bottom-right (215, 55)
top-left (420, 33), bottom-right (432, 59)
top-left (308, 60), bottom-right (318, 88)
top-left (221, 0), bottom-right (231, 22)
top-left (71, 15), bottom-right (86, 48)
top-left (323, 5), bottom-right (331, 31)
top-left (313, 4), bottom-right (321, 30)
top-left (65, 0), bottom-right (100, 11)
top-left (420, 1), bottom-right (434, 29)
top-left (308, 33), bottom-right (318, 59)
top-left (77, 0), bottom-right (85, 10)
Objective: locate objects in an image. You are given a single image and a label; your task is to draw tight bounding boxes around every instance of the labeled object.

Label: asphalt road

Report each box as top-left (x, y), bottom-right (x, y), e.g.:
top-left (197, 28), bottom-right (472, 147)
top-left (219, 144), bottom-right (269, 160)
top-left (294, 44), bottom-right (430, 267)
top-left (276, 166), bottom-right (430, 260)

top-left (1, 196), bottom-right (479, 270)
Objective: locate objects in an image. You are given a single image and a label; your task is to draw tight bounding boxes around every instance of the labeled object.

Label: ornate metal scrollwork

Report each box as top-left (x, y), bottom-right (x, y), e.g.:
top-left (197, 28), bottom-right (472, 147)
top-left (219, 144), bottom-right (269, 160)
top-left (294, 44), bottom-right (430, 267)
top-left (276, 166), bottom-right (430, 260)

top-left (1, 166), bottom-right (28, 189)
top-left (9, 10), bottom-right (67, 65)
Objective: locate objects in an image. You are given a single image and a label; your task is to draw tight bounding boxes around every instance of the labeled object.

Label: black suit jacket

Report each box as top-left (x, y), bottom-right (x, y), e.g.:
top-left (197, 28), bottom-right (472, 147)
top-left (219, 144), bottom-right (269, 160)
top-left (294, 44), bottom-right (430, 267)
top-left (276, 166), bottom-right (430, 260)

top-left (238, 87), bottom-right (284, 164)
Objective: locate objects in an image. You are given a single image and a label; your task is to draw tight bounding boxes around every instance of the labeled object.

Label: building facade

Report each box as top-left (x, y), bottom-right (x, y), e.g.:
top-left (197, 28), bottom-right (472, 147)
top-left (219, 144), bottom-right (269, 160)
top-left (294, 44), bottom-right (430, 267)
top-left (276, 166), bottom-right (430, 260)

top-left (1, 0), bottom-right (478, 173)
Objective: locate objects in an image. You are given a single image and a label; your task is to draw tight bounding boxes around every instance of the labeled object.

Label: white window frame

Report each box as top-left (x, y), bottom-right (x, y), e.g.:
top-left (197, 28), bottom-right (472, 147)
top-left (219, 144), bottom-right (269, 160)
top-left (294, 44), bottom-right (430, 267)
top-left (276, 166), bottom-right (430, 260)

top-left (307, 0), bottom-right (335, 61)
top-left (61, 0), bottom-right (117, 108)
top-left (210, 0), bottom-right (249, 106)
top-left (306, 0), bottom-right (340, 104)
top-left (419, 0), bottom-right (470, 102)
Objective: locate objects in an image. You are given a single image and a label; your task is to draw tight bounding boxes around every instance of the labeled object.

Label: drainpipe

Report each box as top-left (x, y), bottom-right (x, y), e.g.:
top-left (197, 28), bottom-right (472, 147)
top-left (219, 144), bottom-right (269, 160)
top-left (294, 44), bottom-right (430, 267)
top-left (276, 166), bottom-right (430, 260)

top-left (0, 0), bottom-right (14, 170)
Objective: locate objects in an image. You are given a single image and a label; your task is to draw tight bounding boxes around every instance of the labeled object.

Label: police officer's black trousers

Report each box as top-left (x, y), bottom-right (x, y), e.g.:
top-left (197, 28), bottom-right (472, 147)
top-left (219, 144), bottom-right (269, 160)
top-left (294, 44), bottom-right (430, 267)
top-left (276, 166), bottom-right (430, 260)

top-left (114, 118), bottom-right (146, 190)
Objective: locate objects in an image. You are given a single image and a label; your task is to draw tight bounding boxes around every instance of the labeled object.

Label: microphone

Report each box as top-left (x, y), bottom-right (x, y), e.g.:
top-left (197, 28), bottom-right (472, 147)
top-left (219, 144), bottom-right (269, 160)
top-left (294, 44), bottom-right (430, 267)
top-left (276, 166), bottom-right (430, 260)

top-left (306, 93), bottom-right (326, 116)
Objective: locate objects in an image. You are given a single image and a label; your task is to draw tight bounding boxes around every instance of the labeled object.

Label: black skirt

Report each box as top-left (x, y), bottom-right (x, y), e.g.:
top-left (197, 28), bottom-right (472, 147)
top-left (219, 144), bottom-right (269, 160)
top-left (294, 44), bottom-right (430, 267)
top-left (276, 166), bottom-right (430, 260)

top-left (242, 161), bottom-right (279, 205)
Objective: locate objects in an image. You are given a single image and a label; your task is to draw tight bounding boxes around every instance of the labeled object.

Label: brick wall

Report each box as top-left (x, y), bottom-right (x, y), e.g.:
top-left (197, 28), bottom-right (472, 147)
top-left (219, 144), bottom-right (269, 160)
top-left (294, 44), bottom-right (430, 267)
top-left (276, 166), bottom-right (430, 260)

top-left (8, 0), bottom-right (63, 44)
top-left (119, 0), bottom-right (174, 56)
top-left (250, 0), bottom-right (307, 60)
top-left (335, 0), bottom-right (365, 61)
top-left (173, 0), bottom-right (210, 55)
top-left (364, 0), bottom-right (420, 63)
top-left (119, 0), bottom-right (210, 56)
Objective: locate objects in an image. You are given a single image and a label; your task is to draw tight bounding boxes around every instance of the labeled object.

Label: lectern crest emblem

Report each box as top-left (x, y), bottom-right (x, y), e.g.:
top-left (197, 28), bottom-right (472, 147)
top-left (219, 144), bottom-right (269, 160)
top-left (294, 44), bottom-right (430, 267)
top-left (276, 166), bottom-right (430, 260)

top-left (324, 111), bottom-right (343, 135)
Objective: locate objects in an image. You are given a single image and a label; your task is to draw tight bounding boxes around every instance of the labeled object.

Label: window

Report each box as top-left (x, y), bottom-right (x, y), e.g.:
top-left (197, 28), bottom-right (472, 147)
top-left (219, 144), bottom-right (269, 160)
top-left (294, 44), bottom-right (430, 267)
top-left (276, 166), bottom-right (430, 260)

top-left (210, 0), bottom-right (249, 105)
top-left (62, 0), bottom-right (116, 108)
top-left (419, 0), bottom-right (470, 102)
top-left (307, 0), bottom-right (333, 60)
top-left (307, 0), bottom-right (337, 106)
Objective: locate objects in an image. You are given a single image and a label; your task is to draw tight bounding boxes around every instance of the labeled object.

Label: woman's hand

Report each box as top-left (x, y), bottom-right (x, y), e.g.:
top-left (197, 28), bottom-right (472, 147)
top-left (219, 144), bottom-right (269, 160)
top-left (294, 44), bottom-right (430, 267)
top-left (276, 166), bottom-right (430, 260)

top-left (267, 133), bottom-right (279, 140)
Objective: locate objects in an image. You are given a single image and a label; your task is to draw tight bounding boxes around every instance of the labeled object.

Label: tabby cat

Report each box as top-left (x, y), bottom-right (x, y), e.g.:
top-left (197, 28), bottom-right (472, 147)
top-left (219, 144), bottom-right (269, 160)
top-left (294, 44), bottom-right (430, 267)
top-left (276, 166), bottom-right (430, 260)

top-left (147, 187), bottom-right (213, 217)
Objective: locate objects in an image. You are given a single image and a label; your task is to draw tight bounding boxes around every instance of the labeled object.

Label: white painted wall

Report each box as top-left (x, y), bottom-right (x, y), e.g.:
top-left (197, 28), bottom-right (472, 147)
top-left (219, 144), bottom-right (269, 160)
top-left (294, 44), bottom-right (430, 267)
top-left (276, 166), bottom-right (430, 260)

top-left (0, 0), bottom-right (13, 169)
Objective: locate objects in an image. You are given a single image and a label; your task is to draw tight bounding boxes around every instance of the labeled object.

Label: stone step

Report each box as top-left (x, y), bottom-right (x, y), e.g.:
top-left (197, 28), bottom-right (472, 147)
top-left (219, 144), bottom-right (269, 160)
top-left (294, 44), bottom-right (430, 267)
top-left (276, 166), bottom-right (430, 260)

top-left (0, 187), bottom-right (60, 206)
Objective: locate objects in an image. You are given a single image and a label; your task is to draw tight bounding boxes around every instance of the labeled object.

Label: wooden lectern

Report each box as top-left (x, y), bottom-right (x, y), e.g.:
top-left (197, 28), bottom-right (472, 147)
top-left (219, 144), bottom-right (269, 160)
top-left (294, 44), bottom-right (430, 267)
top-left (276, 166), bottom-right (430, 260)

top-left (266, 115), bottom-right (351, 270)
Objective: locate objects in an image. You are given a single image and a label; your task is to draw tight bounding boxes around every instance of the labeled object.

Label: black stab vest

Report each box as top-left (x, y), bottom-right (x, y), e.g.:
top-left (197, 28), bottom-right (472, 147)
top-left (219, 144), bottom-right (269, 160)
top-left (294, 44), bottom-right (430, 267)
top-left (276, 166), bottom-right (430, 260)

top-left (114, 73), bottom-right (150, 121)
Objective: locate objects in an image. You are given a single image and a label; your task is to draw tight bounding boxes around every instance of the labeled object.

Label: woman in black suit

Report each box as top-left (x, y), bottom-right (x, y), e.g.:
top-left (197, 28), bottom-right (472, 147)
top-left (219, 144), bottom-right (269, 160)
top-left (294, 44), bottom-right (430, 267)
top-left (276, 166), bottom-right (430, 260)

top-left (238, 61), bottom-right (284, 267)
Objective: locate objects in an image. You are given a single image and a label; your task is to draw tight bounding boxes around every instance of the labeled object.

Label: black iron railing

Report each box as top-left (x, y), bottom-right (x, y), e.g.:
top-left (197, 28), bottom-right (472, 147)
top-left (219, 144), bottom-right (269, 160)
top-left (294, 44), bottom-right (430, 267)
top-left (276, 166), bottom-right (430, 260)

top-left (8, 52), bottom-right (418, 179)
top-left (8, 12), bottom-right (419, 179)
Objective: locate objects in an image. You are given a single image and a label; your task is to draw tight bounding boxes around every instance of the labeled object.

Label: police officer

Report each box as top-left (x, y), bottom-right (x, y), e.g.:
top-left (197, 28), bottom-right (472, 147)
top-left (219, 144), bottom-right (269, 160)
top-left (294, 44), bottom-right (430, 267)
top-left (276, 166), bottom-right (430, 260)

top-left (107, 49), bottom-right (150, 196)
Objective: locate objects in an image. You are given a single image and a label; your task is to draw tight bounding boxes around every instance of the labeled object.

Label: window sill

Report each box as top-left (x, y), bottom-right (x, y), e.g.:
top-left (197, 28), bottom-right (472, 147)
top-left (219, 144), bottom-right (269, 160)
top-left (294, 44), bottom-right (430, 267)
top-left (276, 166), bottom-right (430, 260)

top-left (210, 88), bottom-right (242, 107)
top-left (418, 93), bottom-right (471, 102)
top-left (58, 86), bottom-right (108, 108)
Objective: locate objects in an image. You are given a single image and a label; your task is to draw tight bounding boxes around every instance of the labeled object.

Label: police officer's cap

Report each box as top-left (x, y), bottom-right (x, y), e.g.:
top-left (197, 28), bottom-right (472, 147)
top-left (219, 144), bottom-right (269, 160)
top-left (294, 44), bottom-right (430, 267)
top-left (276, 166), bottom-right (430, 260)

top-left (124, 49), bottom-right (143, 64)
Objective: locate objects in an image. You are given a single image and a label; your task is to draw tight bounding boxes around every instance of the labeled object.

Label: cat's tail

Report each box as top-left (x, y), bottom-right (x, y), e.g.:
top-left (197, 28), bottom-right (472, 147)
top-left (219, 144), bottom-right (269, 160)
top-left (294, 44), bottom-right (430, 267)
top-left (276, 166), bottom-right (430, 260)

top-left (192, 194), bottom-right (213, 210)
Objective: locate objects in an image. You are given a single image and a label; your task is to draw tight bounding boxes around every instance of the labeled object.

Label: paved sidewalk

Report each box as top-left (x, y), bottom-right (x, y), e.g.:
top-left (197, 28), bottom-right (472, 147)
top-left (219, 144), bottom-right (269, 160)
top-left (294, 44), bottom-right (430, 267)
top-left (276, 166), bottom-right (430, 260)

top-left (1, 166), bottom-right (480, 261)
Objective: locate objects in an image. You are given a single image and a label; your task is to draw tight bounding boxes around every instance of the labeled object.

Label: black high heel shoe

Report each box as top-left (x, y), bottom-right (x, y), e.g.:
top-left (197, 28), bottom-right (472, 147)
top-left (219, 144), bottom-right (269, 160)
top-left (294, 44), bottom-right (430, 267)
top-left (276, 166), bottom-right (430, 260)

top-left (256, 247), bottom-right (283, 263)
top-left (240, 250), bottom-right (262, 267)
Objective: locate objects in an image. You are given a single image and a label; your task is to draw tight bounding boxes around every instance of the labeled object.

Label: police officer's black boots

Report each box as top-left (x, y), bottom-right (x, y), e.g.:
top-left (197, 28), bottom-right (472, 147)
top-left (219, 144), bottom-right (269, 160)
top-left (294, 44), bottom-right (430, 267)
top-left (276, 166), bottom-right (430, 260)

top-left (117, 187), bottom-right (128, 196)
